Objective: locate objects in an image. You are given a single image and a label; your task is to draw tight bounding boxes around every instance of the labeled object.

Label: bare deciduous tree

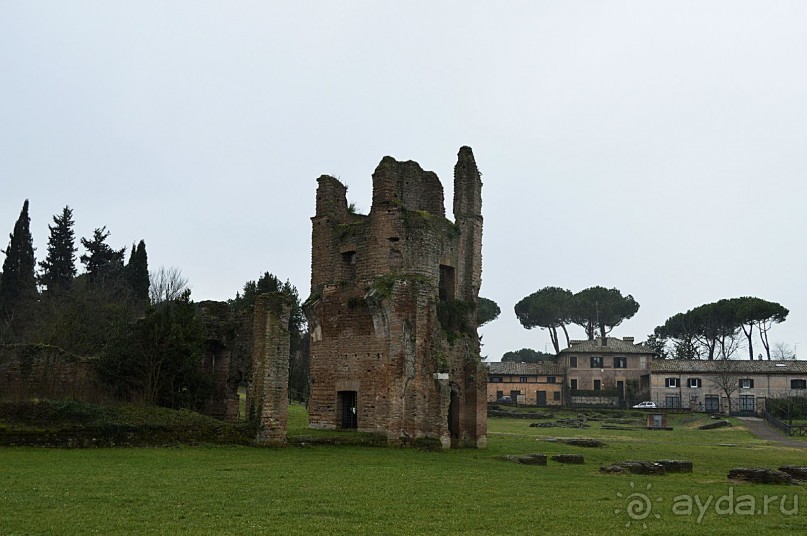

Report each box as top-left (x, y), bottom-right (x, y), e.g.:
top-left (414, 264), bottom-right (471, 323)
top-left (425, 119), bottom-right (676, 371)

top-left (149, 266), bottom-right (189, 305)
top-left (709, 358), bottom-right (743, 415)
top-left (771, 342), bottom-right (796, 360)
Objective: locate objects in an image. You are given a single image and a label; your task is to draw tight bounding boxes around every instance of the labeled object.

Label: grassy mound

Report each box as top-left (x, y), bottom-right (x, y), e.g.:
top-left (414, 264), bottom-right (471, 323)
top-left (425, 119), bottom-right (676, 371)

top-left (0, 399), bottom-right (254, 447)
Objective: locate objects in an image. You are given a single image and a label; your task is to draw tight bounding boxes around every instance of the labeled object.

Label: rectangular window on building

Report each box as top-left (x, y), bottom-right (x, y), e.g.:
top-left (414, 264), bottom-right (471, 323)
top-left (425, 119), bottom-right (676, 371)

top-left (791, 379), bottom-right (807, 389)
top-left (520, 376), bottom-right (528, 383)
top-left (591, 356), bottom-right (603, 368)
top-left (739, 378), bottom-right (754, 389)
top-left (665, 395), bottom-right (680, 409)
top-left (688, 378), bottom-right (701, 388)
top-left (570, 356), bottom-right (577, 368)
top-left (553, 391), bottom-right (561, 401)
top-left (490, 376), bottom-right (502, 383)
top-left (666, 377), bottom-right (679, 388)
top-left (547, 376), bottom-right (556, 384)
top-left (614, 356), bottom-right (627, 369)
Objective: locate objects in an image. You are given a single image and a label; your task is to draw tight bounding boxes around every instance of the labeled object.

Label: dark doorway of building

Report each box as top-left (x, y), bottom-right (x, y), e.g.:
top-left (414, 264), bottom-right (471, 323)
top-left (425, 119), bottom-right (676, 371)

top-left (510, 390), bottom-right (521, 404)
top-left (448, 389), bottom-right (460, 443)
top-left (536, 390), bottom-right (547, 407)
top-left (736, 395), bottom-right (756, 416)
top-left (617, 381), bottom-right (625, 400)
top-left (337, 390), bottom-right (357, 429)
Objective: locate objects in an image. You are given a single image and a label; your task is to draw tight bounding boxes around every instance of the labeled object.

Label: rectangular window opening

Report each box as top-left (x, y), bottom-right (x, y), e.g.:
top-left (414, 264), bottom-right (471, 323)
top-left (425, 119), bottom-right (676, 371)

top-left (439, 265), bottom-right (456, 302)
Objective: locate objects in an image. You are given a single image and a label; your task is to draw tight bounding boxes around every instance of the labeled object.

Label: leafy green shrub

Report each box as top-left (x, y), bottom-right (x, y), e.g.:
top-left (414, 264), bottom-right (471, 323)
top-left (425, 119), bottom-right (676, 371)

top-left (437, 299), bottom-right (475, 339)
top-left (767, 396), bottom-right (807, 420)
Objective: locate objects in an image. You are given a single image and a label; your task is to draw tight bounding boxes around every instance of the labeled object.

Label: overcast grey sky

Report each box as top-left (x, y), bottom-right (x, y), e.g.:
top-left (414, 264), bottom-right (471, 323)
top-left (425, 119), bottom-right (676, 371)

top-left (2, 1), bottom-right (805, 361)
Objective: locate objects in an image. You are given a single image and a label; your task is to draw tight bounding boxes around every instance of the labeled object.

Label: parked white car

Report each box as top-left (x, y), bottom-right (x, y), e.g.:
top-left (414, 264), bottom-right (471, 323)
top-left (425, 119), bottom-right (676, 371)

top-left (632, 401), bottom-right (657, 409)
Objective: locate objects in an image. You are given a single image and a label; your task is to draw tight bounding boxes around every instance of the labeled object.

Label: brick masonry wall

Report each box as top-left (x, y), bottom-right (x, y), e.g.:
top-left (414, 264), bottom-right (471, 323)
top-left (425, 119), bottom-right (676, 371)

top-left (0, 344), bottom-right (100, 401)
top-left (306, 147), bottom-right (487, 448)
top-left (198, 300), bottom-right (240, 421)
top-left (249, 293), bottom-right (291, 445)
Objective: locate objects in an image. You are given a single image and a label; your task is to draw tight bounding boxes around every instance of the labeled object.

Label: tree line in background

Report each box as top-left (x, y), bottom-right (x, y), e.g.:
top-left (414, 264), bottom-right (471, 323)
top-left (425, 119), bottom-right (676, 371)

top-left (514, 286), bottom-right (640, 353)
top-left (0, 199), bottom-right (307, 411)
top-left (510, 285), bottom-right (790, 362)
top-left (652, 297), bottom-right (789, 361)
top-left (1, 201), bottom-right (150, 352)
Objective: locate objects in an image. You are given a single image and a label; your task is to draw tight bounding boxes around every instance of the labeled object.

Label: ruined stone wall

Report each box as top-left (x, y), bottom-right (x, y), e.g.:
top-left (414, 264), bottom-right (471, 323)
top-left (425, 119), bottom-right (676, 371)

top-left (198, 301), bottom-right (240, 421)
top-left (306, 147), bottom-right (487, 448)
top-left (0, 344), bottom-right (101, 402)
top-left (249, 293), bottom-right (290, 445)
top-left (0, 303), bottom-right (247, 424)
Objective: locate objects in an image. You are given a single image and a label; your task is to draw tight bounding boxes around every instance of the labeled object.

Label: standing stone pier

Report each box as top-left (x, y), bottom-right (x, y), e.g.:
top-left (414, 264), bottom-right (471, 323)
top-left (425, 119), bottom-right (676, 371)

top-left (249, 293), bottom-right (291, 445)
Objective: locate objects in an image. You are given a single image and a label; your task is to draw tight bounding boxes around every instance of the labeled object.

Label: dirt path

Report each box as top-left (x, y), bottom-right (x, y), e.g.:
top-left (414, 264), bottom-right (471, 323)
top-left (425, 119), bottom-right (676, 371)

top-left (737, 417), bottom-right (807, 448)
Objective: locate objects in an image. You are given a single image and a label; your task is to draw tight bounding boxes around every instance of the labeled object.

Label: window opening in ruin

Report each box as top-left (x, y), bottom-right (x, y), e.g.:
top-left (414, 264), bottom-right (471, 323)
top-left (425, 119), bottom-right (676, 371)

top-left (448, 389), bottom-right (460, 441)
top-left (342, 251), bottom-right (357, 280)
top-left (337, 390), bottom-right (358, 429)
top-left (439, 265), bottom-right (456, 302)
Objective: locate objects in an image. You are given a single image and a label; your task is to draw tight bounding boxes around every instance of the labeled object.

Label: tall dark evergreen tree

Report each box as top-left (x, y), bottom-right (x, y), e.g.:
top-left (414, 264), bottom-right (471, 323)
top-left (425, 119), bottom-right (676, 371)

top-left (38, 206), bottom-right (77, 292)
top-left (80, 227), bottom-right (125, 288)
top-left (126, 239), bottom-right (149, 302)
top-left (0, 200), bottom-right (37, 313)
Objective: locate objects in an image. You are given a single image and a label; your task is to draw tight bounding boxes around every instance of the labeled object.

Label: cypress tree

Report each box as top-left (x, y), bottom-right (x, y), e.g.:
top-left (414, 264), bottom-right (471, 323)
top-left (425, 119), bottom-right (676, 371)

top-left (126, 239), bottom-right (149, 302)
top-left (0, 200), bottom-right (37, 312)
top-left (38, 205), bottom-right (77, 292)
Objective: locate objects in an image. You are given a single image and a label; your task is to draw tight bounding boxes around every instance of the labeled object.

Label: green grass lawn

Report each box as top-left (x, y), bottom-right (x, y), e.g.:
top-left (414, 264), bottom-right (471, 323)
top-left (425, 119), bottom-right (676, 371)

top-left (1, 408), bottom-right (805, 535)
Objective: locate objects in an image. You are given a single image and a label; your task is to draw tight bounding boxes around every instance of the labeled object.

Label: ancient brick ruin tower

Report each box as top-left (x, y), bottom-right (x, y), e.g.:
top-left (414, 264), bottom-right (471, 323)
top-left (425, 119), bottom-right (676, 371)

top-left (304, 146), bottom-right (487, 448)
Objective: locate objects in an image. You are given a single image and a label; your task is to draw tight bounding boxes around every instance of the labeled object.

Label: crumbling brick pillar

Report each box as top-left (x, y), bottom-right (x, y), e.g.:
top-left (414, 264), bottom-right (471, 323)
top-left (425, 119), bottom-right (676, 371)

top-left (249, 293), bottom-right (291, 445)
